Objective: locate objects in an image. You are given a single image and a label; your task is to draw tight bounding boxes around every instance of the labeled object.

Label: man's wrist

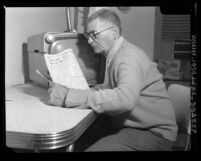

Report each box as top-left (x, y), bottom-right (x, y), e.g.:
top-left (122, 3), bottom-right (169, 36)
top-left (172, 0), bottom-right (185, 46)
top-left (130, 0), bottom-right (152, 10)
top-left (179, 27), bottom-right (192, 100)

top-left (61, 87), bottom-right (69, 107)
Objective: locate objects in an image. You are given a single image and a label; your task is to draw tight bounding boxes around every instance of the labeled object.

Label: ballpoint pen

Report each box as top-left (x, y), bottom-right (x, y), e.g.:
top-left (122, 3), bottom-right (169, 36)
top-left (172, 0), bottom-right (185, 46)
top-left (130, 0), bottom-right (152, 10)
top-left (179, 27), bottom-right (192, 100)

top-left (35, 69), bottom-right (52, 83)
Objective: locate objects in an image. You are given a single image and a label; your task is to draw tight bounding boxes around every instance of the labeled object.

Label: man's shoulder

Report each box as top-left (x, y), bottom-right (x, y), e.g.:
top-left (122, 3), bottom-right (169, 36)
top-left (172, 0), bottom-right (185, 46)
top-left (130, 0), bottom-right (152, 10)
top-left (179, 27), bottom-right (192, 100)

top-left (116, 39), bottom-right (148, 60)
top-left (111, 39), bottom-right (154, 72)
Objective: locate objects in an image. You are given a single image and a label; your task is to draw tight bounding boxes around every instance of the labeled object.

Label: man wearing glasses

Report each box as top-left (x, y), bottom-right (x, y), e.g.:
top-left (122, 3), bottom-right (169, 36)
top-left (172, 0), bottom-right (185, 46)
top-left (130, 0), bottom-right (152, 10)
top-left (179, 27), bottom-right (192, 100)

top-left (48, 9), bottom-right (177, 151)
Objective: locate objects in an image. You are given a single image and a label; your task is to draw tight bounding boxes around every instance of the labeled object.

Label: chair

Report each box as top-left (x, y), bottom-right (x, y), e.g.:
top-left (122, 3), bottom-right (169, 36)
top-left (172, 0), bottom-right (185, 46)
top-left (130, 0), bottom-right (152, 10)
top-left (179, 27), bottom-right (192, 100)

top-left (167, 84), bottom-right (191, 151)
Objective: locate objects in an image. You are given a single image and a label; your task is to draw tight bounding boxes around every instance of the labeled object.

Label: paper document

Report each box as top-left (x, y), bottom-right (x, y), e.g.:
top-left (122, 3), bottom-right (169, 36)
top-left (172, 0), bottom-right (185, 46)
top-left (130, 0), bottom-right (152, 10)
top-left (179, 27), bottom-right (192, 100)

top-left (44, 49), bottom-right (89, 90)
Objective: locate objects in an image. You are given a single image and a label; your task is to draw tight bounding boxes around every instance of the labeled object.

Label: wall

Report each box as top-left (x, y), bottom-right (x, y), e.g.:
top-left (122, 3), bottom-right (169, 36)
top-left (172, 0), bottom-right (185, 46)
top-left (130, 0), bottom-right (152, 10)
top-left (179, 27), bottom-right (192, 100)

top-left (5, 7), bottom-right (67, 87)
top-left (5, 7), bottom-right (155, 87)
top-left (154, 7), bottom-right (172, 61)
top-left (116, 7), bottom-right (155, 59)
top-left (75, 7), bottom-right (156, 59)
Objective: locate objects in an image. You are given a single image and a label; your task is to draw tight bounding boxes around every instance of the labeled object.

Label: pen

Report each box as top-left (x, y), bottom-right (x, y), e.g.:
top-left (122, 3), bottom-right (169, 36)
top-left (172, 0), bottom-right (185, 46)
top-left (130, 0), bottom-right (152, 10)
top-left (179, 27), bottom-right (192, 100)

top-left (35, 69), bottom-right (52, 83)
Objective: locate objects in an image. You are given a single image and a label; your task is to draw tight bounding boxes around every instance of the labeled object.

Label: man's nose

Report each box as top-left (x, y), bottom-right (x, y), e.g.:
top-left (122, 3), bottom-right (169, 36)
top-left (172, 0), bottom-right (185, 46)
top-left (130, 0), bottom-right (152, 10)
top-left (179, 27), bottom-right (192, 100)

top-left (88, 36), bottom-right (93, 44)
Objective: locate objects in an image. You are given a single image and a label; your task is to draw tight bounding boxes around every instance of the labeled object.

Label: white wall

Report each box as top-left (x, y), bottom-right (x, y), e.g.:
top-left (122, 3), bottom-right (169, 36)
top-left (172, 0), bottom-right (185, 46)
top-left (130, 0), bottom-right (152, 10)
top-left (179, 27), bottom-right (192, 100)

top-left (5, 7), bottom-right (67, 87)
top-left (118, 7), bottom-right (155, 59)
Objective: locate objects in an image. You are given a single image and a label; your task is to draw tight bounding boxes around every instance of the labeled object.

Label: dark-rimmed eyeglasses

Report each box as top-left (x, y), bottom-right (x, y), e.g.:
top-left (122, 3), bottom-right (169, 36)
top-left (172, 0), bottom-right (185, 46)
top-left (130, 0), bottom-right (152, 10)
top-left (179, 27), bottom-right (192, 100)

top-left (84, 26), bottom-right (116, 40)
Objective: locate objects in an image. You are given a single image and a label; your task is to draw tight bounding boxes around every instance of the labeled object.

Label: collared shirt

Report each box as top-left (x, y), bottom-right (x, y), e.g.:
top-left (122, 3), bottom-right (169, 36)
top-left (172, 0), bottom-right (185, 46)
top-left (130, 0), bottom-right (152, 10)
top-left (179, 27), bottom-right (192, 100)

top-left (106, 36), bottom-right (124, 67)
top-left (103, 36), bottom-right (124, 84)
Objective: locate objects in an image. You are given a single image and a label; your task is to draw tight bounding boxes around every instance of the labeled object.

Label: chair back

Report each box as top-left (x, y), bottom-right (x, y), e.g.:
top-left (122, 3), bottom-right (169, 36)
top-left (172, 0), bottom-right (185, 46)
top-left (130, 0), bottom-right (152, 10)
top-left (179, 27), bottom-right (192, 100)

top-left (167, 84), bottom-right (191, 133)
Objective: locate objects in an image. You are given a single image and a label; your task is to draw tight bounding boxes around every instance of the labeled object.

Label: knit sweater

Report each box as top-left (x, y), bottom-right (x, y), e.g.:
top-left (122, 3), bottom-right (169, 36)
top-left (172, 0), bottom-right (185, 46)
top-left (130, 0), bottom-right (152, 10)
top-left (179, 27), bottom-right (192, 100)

top-left (64, 37), bottom-right (178, 141)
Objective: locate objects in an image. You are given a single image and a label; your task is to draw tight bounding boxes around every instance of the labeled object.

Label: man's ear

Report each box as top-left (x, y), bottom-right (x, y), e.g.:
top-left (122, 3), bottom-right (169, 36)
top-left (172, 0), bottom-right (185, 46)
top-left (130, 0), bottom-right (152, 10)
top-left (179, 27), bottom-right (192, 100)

top-left (112, 27), bottom-right (119, 39)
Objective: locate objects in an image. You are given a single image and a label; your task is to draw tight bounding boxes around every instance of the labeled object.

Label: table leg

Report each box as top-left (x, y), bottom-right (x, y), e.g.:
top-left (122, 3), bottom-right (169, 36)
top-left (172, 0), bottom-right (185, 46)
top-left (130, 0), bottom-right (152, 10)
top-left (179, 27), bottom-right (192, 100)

top-left (65, 144), bottom-right (74, 152)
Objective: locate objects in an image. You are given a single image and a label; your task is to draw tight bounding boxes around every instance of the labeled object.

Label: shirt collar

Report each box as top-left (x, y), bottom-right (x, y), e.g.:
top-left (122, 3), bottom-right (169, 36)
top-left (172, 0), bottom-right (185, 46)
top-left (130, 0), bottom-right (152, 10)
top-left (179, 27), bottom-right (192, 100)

top-left (106, 36), bottom-right (124, 66)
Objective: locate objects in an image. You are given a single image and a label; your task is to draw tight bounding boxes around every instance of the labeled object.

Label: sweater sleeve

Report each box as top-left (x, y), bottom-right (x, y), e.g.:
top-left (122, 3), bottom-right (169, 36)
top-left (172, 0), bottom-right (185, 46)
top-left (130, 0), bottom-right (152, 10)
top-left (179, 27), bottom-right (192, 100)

top-left (64, 56), bottom-right (144, 115)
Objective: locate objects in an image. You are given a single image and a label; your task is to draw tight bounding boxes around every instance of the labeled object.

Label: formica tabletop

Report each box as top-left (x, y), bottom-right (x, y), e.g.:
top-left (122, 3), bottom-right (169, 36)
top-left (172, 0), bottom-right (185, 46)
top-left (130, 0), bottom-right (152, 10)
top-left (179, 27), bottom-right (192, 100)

top-left (6, 83), bottom-right (96, 150)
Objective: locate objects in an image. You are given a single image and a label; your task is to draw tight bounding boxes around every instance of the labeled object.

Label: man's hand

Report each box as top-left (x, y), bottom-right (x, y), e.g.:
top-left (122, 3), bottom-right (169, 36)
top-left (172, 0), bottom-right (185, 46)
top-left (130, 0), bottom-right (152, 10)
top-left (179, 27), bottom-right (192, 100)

top-left (47, 82), bottom-right (69, 107)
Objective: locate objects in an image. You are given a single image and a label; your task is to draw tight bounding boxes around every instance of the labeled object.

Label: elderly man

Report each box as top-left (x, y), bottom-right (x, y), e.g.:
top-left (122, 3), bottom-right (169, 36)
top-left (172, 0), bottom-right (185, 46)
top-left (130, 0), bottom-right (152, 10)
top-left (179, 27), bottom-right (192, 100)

top-left (48, 9), bottom-right (178, 151)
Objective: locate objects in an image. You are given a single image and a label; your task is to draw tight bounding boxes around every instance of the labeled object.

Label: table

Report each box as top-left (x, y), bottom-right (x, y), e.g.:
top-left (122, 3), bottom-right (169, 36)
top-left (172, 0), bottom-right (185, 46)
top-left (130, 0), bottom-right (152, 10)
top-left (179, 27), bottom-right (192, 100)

top-left (6, 83), bottom-right (97, 152)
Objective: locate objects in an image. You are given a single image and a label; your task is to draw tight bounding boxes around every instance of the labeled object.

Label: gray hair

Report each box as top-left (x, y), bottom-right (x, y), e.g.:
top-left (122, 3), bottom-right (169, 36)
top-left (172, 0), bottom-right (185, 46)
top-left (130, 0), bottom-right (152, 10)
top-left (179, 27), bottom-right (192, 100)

top-left (87, 9), bottom-right (122, 35)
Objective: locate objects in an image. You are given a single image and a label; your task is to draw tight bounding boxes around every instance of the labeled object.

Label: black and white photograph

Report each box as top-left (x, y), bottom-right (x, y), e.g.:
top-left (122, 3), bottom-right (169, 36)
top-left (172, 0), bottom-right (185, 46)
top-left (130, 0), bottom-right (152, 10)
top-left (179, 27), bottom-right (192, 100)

top-left (4, 4), bottom-right (198, 153)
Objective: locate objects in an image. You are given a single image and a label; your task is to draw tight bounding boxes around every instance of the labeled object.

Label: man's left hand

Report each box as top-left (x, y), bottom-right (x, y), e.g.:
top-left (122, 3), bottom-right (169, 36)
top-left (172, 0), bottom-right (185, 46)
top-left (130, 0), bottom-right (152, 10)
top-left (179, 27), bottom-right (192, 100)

top-left (47, 82), bottom-right (69, 107)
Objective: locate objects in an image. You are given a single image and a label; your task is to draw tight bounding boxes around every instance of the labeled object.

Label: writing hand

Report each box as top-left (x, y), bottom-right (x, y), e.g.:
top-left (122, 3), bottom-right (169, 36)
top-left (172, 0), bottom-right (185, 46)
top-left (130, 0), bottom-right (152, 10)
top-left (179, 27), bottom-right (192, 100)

top-left (47, 82), bottom-right (69, 107)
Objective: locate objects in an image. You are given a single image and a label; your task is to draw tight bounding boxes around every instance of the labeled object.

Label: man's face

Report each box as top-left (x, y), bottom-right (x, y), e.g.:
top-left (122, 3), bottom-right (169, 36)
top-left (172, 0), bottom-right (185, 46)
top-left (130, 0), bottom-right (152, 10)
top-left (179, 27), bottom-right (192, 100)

top-left (86, 19), bottom-right (115, 54)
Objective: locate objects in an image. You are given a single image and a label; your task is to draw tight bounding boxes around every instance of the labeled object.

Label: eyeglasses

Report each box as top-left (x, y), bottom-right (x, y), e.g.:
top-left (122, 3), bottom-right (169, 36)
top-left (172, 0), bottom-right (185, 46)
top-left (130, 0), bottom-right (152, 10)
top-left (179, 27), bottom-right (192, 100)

top-left (84, 26), bottom-right (116, 40)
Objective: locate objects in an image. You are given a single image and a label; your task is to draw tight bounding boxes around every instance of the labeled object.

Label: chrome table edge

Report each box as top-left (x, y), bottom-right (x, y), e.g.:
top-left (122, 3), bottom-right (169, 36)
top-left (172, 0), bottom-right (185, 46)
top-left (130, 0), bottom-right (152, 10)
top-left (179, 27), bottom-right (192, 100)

top-left (6, 111), bottom-right (97, 150)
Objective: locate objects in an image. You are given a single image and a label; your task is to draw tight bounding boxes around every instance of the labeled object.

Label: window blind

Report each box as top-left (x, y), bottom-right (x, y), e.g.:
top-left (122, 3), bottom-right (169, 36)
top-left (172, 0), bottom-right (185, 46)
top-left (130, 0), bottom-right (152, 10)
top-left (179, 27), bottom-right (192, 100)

top-left (161, 15), bottom-right (191, 40)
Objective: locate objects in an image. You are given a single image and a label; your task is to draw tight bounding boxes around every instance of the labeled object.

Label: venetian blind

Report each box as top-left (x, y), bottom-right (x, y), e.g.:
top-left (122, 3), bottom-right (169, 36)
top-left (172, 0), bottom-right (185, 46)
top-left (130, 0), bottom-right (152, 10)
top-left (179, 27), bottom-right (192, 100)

top-left (161, 15), bottom-right (191, 40)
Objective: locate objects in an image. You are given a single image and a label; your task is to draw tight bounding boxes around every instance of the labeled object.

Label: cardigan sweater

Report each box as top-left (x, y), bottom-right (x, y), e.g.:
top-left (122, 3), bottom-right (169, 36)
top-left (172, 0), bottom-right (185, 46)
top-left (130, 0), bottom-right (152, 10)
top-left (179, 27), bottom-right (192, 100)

top-left (64, 37), bottom-right (178, 141)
